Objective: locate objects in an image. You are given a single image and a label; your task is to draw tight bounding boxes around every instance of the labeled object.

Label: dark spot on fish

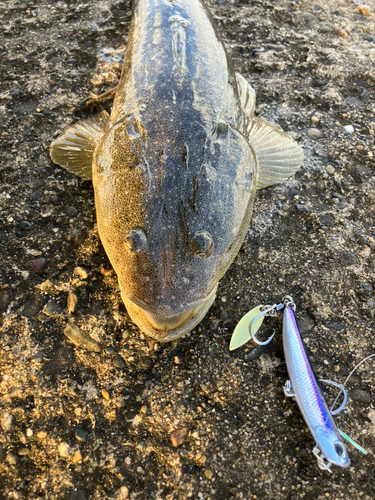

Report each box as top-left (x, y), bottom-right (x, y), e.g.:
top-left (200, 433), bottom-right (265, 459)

top-left (188, 175), bottom-right (199, 213)
top-left (211, 122), bottom-right (229, 143)
top-left (182, 144), bottom-right (188, 164)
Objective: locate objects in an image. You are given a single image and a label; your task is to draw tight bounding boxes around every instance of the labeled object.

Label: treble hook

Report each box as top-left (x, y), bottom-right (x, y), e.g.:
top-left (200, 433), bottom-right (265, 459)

top-left (250, 303), bottom-right (284, 345)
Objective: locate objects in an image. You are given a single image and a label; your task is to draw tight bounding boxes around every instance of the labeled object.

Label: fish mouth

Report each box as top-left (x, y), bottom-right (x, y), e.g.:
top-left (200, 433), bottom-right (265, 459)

top-left (121, 285), bottom-right (218, 342)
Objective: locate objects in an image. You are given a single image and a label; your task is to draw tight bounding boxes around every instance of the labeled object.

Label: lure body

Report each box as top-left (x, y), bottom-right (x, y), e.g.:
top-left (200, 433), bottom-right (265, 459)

top-left (283, 306), bottom-right (350, 470)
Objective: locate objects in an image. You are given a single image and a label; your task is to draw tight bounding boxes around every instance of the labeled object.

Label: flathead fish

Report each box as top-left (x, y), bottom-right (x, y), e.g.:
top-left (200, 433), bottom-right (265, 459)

top-left (50, 0), bottom-right (303, 341)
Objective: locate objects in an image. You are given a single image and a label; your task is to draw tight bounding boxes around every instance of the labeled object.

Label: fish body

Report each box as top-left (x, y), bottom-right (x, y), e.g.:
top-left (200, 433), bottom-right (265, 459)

top-left (283, 306), bottom-right (350, 470)
top-left (50, 0), bottom-right (303, 341)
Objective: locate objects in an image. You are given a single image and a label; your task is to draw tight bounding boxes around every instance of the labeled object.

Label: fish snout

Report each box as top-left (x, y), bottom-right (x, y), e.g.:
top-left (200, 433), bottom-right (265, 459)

top-left (142, 309), bottom-right (194, 331)
top-left (121, 285), bottom-right (217, 341)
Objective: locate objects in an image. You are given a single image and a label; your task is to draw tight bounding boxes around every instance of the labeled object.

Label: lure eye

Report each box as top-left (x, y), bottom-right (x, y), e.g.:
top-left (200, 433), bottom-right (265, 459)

top-left (189, 231), bottom-right (213, 258)
top-left (124, 229), bottom-right (147, 253)
top-left (334, 442), bottom-right (345, 457)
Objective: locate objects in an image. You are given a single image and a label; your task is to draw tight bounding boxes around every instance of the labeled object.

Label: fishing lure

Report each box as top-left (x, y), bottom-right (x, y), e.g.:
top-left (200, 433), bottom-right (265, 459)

top-left (280, 297), bottom-right (350, 471)
top-left (231, 296), bottom-right (351, 472)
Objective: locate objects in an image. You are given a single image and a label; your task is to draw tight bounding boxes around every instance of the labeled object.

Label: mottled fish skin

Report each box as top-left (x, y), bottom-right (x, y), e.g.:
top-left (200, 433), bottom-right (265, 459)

top-left (283, 307), bottom-right (350, 468)
top-left (93, 0), bottom-right (257, 340)
top-left (50, 0), bottom-right (303, 342)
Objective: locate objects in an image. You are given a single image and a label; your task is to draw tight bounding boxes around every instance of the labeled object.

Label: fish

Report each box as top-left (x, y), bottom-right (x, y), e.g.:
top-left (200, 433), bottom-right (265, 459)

top-left (282, 302), bottom-right (350, 471)
top-left (50, 0), bottom-right (303, 342)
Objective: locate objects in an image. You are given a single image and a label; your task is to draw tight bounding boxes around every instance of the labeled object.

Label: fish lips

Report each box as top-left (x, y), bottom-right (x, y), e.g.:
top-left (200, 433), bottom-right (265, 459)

top-left (121, 284), bottom-right (218, 342)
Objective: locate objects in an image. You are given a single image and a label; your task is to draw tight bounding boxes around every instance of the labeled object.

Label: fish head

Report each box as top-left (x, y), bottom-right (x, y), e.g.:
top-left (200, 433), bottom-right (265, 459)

top-left (93, 113), bottom-right (257, 341)
top-left (314, 426), bottom-right (350, 469)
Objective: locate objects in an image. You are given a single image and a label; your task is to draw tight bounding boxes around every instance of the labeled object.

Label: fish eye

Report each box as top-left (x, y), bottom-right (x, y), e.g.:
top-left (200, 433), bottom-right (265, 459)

top-left (124, 229), bottom-right (147, 253)
top-left (334, 442), bottom-right (345, 458)
top-left (189, 231), bottom-right (213, 258)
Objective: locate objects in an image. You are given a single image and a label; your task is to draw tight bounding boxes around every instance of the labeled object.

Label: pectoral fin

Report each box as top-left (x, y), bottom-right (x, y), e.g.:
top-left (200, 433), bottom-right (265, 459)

top-left (50, 111), bottom-right (110, 180)
top-left (248, 117), bottom-right (303, 189)
top-left (236, 72), bottom-right (256, 119)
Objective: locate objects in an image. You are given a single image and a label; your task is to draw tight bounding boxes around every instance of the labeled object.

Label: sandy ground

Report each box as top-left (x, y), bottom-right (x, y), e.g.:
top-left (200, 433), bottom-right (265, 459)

top-left (0, 0), bottom-right (375, 499)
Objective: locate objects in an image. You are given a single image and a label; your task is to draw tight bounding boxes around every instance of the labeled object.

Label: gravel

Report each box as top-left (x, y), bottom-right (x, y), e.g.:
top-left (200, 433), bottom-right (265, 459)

top-left (1, 0), bottom-right (374, 498)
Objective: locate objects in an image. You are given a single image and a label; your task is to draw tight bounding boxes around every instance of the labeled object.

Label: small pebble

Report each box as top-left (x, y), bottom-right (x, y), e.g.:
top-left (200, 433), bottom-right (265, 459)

top-left (0, 290), bottom-right (10, 313)
top-left (43, 302), bottom-right (65, 317)
top-left (136, 466), bottom-right (145, 474)
top-left (195, 452), bottom-right (206, 466)
top-left (66, 206), bottom-right (78, 217)
top-left (37, 431), bottom-right (48, 439)
top-left (311, 116), bottom-right (319, 123)
top-left (64, 322), bottom-right (101, 353)
top-left (100, 267), bottom-right (113, 276)
top-left (74, 267), bottom-right (88, 279)
top-left (308, 128), bottom-right (323, 139)
top-left (326, 165), bottom-right (335, 175)
top-left (171, 427), bottom-right (188, 447)
top-left (101, 389), bottom-right (110, 400)
top-left (113, 355), bottom-right (126, 369)
top-left (343, 125), bottom-right (354, 133)
top-left (174, 356), bottom-right (180, 364)
top-left (358, 6), bottom-right (371, 16)
top-left (75, 427), bottom-right (89, 442)
top-left (1, 411), bottom-right (14, 432)
top-left (67, 292), bottom-right (78, 313)
top-left (18, 220), bottom-right (31, 230)
top-left (350, 389), bottom-right (371, 403)
top-left (72, 449), bottom-right (82, 463)
top-left (124, 456), bottom-right (131, 466)
top-left (22, 300), bottom-right (44, 318)
top-left (361, 283), bottom-right (373, 294)
top-left (204, 470), bottom-right (212, 480)
top-left (333, 365), bottom-right (340, 372)
top-left (240, 447), bottom-right (246, 455)
top-left (26, 428), bottom-right (33, 437)
top-left (324, 321), bottom-right (345, 331)
top-left (6, 452), bottom-right (17, 465)
top-left (245, 344), bottom-right (268, 362)
top-left (58, 442), bottom-right (70, 457)
top-left (17, 447), bottom-right (30, 456)
top-left (32, 257), bottom-right (46, 273)
top-left (296, 204), bottom-right (309, 212)
top-left (220, 310), bottom-right (228, 320)
top-left (363, 34), bottom-right (375, 42)
top-left (117, 486), bottom-right (129, 500)
top-left (332, 26), bottom-right (348, 39)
